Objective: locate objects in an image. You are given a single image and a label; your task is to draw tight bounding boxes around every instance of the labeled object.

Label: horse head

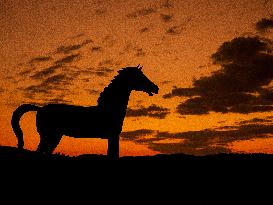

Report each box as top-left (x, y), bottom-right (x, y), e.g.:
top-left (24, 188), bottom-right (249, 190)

top-left (118, 65), bottom-right (159, 96)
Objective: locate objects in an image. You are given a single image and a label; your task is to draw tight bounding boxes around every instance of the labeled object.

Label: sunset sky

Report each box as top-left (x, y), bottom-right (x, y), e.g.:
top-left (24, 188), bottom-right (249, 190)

top-left (0, 0), bottom-right (273, 156)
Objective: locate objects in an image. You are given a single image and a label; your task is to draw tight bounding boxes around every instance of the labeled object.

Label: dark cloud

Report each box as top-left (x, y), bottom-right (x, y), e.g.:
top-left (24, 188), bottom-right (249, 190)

top-left (45, 97), bottom-right (71, 104)
top-left (102, 35), bottom-right (116, 47)
top-left (66, 66), bottom-right (114, 78)
top-left (140, 27), bottom-right (150, 33)
top-left (18, 69), bottom-right (33, 77)
top-left (165, 18), bottom-right (191, 36)
top-left (98, 59), bottom-right (120, 68)
top-left (30, 64), bottom-right (62, 80)
top-left (126, 7), bottom-right (157, 18)
top-left (56, 39), bottom-right (92, 54)
top-left (256, 17), bottom-right (273, 32)
top-left (94, 67), bottom-right (114, 77)
top-left (29, 56), bottom-right (52, 64)
top-left (135, 48), bottom-right (146, 57)
top-left (149, 143), bottom-right (231, 156)
top-left (164, 36), bottom-right (273, 114)
top-left (211, 36), bottom-right (271, 65)
top-left (163, 87), bottom-right (198, 98)
top-left (126, 104), bottom-right (170, 119)
top-left (160, 14), bottom-right (173, 22)
top-left (91, 46), bottom-right (103, 53)
top-left (86, 89), bottom-right (100, 95)
top-left (238, 117), bottom-right (273, 125)
top-left (41, 74), bottom-right (73, 85)
top-left (82, 39), bottom-right (93, 45)
top-left (121, 43), bottom-right (147, 57)
top-left (95, 8), bottom-right (107, 15)
top-left (166, 25), bottom-right (184, 35)
top-left (120, 129), bottom-right (155, 141)
top-left (24, 84), bottom-right (51, 95)
top-left (3, 76), bottom-right (17, 83)
top-left (124, 123), bottom-right (273, 155)
top-left (24, 96), bottom-right (71, 106)
top-left (160, 80), bottom-right (172, 85)
top-left (98, 59), bottom-right (113, 67)
top-left (23, 73), bottom-right (75, 99)
top-left (154, 123), bottom-right (273, 147)
top-left (70, 33), bottom-right (85, 39)
top-left (55, 54), bottom-right (80, 65)
top-left (56, 44), bottom-right (81, 54)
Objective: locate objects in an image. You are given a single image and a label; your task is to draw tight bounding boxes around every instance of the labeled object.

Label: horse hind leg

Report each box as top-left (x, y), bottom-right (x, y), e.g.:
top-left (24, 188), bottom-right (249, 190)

top-left (37, 131), bottom-right (62, 154)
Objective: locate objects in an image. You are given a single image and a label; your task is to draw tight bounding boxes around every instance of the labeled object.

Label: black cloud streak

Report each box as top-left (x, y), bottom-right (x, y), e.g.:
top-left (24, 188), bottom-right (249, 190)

top-left (23, 73), bottom-right (76, 100)
top-left (23, 65), bottom-right (111, 102)
top-left (55, 54), bottom-right (81, 65)
top-left (140, 27), bottom-right (150, 33)
top-left (237, 116), bottom-right (273, 125)
top-left (135, 48), bottom-right (146, 57)
top-left (24, 97), bottom-right (72, 106)
top-left (166, 25), bottom-right (183, 35)
top-left (56, 39), bottom-right (93, 54)
top-left (121, 122), bottom-right (273, 155)
top-left (126, 7), bottom-right (157, 18)
top-left (160, 14), bottom-right (173, 22)
top-left (29, 56), bottom-right (52, 64)
top-left (91, 46), bottom-right (103, 53)
top-left (86, 89), bottom-right (100, 95)
top-left (31, 64), bottom-right (62, 80)
top-left (95, 8), bottom-right (107, 16)
top-left (165, 18), bottom-right (191, 36)
top-left (164, 36), bottom-right (273, 114)
top-left (149, 143), bottom-right (231, 156)
top-left (30, 53), bottom-right (80, 80)
top-left (16, 36), bottom-right (113, 105)
top-left (150, 123), bottom-right (273, 155)
top-left (94, 67), bottom-right (114, 77)
top-left (120, 129), bottom-right (155, 141)
top-left (256, 17), bottom-right (273, 32)
top-left (126, 104), bottom-right (170, 119)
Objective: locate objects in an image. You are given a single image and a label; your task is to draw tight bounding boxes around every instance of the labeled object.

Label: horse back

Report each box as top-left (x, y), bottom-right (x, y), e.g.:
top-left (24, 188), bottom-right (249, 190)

top-left (36, 104), bottom-right (123, 138)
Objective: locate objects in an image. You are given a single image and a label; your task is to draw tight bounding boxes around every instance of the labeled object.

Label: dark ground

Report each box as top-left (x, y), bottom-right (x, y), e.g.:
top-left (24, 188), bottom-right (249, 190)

top-left (1, 145), bottom-right (271, 196)
top-left (1, 145), bottom-right (273, 161)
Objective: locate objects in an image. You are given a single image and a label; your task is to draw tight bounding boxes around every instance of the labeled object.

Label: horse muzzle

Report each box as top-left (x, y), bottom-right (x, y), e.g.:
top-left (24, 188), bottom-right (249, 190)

top-left (147, 85), bottom-right (159, 96)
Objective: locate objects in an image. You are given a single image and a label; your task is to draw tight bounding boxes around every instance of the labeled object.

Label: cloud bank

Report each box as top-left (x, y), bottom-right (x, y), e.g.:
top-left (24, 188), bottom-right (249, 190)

top-left (164, 36), bottom-right (273, 115)
top-left (126, 104), bottom-right (170, 119)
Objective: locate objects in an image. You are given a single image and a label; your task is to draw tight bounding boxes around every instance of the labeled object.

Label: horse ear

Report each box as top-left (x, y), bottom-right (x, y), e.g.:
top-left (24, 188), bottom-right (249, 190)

top-left (137, 64), bottom-right (142, 70)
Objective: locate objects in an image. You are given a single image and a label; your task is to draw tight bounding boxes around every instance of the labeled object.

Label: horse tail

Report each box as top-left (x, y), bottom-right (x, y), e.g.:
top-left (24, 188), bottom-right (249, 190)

top-left (11, 104), bottom-right (40, 149)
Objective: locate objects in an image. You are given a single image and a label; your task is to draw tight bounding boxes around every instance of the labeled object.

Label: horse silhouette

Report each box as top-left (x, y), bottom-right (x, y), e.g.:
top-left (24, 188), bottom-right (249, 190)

top-left (11, 65), bottom-right (159, 159)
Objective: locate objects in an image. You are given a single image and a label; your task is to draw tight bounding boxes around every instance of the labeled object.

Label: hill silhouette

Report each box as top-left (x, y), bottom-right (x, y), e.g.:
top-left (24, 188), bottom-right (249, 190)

top-left (1, 146), bottom-right (273, 161)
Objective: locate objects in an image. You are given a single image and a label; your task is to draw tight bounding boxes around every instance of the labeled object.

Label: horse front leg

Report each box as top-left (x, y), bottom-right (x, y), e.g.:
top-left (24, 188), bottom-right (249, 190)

top-left (107, 135), bottom-right (119, 160)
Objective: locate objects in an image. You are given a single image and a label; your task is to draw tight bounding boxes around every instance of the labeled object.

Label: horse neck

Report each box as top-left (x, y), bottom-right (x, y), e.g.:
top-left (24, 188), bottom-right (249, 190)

top-left (97, 82), bottom-right (131, 115)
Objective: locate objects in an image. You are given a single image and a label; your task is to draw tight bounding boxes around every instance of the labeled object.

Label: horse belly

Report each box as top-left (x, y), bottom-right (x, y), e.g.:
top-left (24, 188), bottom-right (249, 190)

top-left (60, 120), bottom-right (102, 138)
top-left (37, 105), bottom-right (121, 139)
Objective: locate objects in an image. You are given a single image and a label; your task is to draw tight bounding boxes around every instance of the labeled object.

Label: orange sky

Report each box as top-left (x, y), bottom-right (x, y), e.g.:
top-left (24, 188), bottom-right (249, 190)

top-left (0, 0), bottom-right (273, 156)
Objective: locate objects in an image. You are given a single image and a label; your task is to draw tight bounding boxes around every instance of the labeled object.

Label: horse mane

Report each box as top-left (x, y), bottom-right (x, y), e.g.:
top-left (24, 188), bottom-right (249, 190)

top-left (97, 67), bottom-right (140, 107)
